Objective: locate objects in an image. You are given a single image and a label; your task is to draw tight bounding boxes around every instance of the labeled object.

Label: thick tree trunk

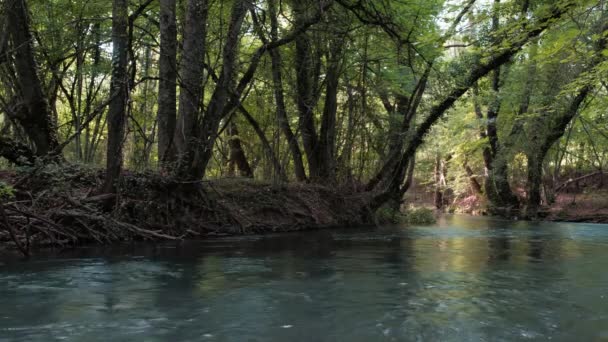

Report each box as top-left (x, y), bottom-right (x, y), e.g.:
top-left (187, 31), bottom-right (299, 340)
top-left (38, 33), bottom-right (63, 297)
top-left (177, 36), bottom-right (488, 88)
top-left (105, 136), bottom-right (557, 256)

top-left (269, 0), bottom-right (306, 181)
top-left (0, 136), bottom-right (35, 165)
top-left (318, 41), bottom-right (342, 181)
top-left (482, 0), bottom-right (519, 213)
top-left (174, 0), bottom-right (209, 179)
top-left (157, 0), bottom-right (178, 171)
top-left (5, 0), bottom-right (59, 156)
top-left (101, 0), bottom-right (129, 194)
top-left (525, 153), bottom-right (544, 217)
top-left (177, 0), bottom-right (246, 180)
top-left (485, 157), bottom-right (519, 214)
top-left (293, 1), bottom-right (320, 179)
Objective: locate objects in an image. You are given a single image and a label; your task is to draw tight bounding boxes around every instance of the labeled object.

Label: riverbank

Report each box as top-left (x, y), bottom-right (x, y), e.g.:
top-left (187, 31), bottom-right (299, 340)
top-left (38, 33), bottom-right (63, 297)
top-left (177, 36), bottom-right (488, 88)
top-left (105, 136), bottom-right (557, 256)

top-left (2, 164), bottom-right (606, 256)
top-left (404, 182), bottom-right (608, 224)
top-left (0, 165), bottom-right (370, 256)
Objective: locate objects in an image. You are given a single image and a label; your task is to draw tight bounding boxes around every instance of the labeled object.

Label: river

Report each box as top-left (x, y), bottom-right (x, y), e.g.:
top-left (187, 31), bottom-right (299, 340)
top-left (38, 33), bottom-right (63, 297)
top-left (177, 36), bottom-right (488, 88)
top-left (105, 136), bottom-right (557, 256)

top-left (1, 215), bottom-right (608, 341)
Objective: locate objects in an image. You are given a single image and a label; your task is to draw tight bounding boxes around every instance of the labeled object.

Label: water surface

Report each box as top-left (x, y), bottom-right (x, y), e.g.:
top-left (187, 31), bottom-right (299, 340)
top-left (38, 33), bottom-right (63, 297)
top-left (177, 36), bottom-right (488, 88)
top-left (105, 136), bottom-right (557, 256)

top-left (1, 216), bottom-right (608, 341)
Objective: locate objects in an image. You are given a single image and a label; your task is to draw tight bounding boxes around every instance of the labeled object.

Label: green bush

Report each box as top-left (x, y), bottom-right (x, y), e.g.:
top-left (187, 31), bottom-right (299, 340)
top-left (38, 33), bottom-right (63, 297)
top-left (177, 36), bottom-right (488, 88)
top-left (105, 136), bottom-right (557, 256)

top-left (401, 207), bottom-right (437, 225)
top-left (374, 204), bottom-right (437, 225)
top-left (375, 203), bottom-right (401, 224)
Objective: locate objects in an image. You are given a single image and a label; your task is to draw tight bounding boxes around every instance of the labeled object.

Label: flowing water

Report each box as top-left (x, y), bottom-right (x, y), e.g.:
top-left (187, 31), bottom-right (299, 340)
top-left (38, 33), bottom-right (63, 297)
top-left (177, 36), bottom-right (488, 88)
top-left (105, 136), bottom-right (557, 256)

top-left (1, 215), bottom-right (608, 341)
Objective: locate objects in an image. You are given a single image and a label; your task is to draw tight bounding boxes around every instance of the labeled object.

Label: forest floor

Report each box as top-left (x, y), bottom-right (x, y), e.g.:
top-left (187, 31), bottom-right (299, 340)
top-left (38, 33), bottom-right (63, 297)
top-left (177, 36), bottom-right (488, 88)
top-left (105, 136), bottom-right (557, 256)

top-left (0, 164), bottom-right (370, 256)
top-left (545, 190), bottom-right (608, 223)
top-left (405, 182), bottom-right (608, 224)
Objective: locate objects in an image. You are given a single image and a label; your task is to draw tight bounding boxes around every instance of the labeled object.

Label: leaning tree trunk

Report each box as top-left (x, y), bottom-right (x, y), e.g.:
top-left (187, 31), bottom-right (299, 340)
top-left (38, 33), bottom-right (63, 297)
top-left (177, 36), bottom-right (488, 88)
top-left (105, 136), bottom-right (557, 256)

top-left (5, 0), bottom-right (59, 156)
top-left (367, 0), bottom-right (576, 211)
top-left (526, 88), bottom-right (592, 217)
top-left (269, 0), bottom-right (306, 181)
top-left (157, 0), bottom-right (178, 171)
top-left (525, 16), bottom-right (606, 218)
top-left (193, 0), bottom-right (247, 179)
top-left (101, 0), bottom-right (129, 194)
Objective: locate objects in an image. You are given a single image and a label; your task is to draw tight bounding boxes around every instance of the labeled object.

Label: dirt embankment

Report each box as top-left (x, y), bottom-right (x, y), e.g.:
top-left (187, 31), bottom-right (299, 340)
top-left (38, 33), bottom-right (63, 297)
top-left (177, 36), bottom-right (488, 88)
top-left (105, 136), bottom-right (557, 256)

top-left (404, 176), bottom-right (608, 223)
top-left (544, 191), bottom-right (608, 223)
top-left (0, 165), bottom-right (371, 255)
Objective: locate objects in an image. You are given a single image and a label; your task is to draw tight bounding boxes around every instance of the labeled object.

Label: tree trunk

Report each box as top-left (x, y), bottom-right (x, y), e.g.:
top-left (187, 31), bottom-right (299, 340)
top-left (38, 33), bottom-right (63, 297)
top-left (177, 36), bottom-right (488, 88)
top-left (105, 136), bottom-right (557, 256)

top-left (317, 40), bottom-right (342, 181)
top-left (84, 23), bottom-right (102, 163)
top-left (101, 0), bottom-right (129, 194)
top-left (5, 0), bottom-right (59, 156)
top-left (177, 0), bottom-right (247, 180)
top-left (525, 17), bottom-right (606, 217)
top-left (434, 155), bottom-right (443, 209)
top-left (293, 1), bottom-right (320, 179)
top-left (174, 0), bottom-right (209, 179)
top-left (268, 0), bottom-right (306, 181)
top-left (368, 1), bottom-right (574, 210)
top-left (0, 16), bottom-right (8, 64)
top-left (157, 0), bottom-right (178, 171)
top-left (482, 0), bottom-right (519, 213)
top-left (525, 153), bottom-right (544, 217)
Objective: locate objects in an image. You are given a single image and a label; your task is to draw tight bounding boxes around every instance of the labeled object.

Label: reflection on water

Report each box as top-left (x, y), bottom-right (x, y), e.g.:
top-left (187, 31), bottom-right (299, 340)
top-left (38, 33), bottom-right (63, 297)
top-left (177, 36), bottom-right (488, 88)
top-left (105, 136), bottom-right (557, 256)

top-left (1, 215), bottom-right (608, 341)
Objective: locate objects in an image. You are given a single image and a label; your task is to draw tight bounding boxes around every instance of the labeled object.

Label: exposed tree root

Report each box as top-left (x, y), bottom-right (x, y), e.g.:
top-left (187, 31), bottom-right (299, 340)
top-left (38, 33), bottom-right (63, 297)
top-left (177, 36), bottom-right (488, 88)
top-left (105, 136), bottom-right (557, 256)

top-left (0, 164), bottom-right (369, 256)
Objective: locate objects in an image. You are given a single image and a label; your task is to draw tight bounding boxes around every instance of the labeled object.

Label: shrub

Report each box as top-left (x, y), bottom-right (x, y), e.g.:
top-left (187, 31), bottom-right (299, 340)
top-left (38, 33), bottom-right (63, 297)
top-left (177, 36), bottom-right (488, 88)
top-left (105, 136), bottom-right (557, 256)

top-left (401, 207), bottom-right (437, 225)
top-left (375, 206), bottom-right (398, 224)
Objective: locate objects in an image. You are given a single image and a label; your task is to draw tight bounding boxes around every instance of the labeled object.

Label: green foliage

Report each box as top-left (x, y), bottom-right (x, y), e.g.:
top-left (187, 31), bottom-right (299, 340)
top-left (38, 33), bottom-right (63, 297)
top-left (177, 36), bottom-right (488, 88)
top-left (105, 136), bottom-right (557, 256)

top-left (401, 207), bottom-right (437, 225)
top-left (375, 204), bottom-right (437, 225)
top-left (0, 181), bottom-right (15, 200)
top-left (1, 0), bottom-right (606, 221)
top-left (375, 205), bottom-right (398, 224)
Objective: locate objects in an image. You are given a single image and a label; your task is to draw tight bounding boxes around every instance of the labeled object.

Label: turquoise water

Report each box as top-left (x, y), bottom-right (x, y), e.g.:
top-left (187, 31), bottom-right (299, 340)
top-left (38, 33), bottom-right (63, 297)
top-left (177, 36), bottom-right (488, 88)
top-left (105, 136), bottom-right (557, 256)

top-left (1, 216), bottom-right (608, 341)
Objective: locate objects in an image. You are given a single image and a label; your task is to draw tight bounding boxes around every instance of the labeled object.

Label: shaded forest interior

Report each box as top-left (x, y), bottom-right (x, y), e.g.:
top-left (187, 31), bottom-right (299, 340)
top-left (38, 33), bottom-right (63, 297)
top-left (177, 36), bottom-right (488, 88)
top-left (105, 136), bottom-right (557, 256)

top-left (0, 0), bottom-right (607, 254)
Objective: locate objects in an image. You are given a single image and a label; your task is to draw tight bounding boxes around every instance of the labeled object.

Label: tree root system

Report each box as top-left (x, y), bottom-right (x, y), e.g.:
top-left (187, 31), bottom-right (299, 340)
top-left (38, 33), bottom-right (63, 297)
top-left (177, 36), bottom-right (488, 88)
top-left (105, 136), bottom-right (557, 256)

top-left (0, 164), bottom-right (370, 256)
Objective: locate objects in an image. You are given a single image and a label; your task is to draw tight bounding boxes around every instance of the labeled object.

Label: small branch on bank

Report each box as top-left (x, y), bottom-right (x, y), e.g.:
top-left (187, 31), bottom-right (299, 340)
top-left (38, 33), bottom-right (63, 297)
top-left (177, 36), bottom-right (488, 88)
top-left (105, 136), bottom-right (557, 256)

top-left (555, 171), bottom-right (603, 193)
top-left (0, 200), bottom-right (29, 257)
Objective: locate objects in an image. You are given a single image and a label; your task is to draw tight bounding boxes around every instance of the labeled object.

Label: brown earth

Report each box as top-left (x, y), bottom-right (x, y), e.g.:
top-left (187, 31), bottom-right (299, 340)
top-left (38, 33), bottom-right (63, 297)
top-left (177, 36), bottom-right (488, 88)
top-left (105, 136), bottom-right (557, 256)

top-left (0, 164), bottom-right (371, 256)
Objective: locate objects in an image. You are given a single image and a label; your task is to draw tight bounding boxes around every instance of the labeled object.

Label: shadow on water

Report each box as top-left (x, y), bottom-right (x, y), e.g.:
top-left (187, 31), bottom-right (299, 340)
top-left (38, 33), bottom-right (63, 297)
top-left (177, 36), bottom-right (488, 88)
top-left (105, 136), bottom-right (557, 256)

top-left (487, 230), bottom-right (511, 261)
top-left (527, 230), bottom-right (545, 262)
